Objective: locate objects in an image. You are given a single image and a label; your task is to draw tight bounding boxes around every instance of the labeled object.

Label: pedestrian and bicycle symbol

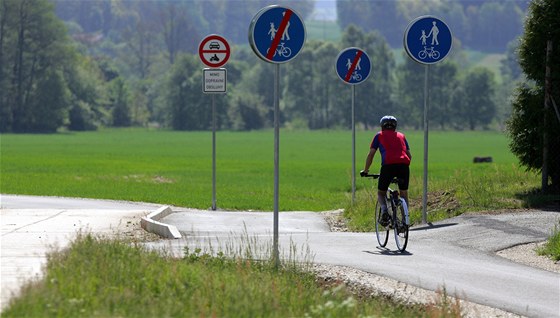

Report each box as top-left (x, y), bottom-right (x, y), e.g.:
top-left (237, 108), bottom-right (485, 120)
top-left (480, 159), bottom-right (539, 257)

top-left (335, 47), bottom-right (371, 85)
top-left (404, 16), bottom-right (452, 65)
top-left (249, 5), bottom-right (306, 64)
top-left (199, 34), bottom-right (231, 68)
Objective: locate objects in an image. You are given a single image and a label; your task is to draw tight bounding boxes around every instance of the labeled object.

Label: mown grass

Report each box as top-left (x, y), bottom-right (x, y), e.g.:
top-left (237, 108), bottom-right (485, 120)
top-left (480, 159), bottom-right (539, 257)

top-left (2, 233), bottom-right (461, 318)
top-left (1, 128), bottom-right (551, 228)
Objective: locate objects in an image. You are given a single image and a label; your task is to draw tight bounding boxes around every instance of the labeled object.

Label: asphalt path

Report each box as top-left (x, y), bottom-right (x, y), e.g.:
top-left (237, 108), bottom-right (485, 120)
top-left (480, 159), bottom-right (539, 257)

top-left (154, 208), bottom-right (560, 318)
top-left (2, 195), bottom-right (559, 317)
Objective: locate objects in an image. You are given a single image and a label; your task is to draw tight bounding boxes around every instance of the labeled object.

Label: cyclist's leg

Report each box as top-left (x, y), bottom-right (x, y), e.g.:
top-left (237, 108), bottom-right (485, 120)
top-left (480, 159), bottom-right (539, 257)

top-left (396, 165), bottom-right (410, 207)
top-left (377, 191), bottom-right (387, 210)
top-left (377, 165), bottom-right (392, 211)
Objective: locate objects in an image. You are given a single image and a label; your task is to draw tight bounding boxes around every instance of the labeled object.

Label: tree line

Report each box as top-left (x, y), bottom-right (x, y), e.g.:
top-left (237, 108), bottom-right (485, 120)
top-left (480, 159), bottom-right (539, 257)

top-left (337, 0), bottom-right (527, 52)
top-left (1, 0), bottom-right (521, 133)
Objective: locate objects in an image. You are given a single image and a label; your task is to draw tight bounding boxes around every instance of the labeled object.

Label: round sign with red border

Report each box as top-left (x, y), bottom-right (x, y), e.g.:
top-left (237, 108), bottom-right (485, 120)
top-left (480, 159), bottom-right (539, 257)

top-left (198, 34), bottom-right (230, 68)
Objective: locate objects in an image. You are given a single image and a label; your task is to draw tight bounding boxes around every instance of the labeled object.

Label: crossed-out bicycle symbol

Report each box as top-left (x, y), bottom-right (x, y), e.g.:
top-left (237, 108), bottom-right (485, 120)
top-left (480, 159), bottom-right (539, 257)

top-left (267, 42), bottom-right (292, 58)
top-left (418, 46), bottom-right (440, 60)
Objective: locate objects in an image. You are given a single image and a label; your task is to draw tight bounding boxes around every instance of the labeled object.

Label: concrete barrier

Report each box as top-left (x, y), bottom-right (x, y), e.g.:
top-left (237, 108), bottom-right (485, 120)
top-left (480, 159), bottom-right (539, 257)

top-left (141, 206), bottom-right (182, 239)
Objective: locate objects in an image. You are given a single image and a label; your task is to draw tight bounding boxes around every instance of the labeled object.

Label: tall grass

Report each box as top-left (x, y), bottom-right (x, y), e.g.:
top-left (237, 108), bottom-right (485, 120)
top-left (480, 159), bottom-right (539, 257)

top-left (538, 223), bottom-right (560, 261)
top-left (2, 233), bottom-right (456, 318)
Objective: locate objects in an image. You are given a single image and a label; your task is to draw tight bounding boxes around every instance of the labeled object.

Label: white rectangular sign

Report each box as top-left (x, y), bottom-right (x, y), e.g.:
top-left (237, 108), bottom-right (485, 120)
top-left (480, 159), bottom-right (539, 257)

top-left (203, 68), bottom-right (227, 94)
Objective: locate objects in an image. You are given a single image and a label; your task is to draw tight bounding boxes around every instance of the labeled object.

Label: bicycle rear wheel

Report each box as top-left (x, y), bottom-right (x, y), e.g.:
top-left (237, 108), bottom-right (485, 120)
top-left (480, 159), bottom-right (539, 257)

top-left (374, 200), bottom-right (389, 247)
top-left (393, 199), bottom-right (409, 252)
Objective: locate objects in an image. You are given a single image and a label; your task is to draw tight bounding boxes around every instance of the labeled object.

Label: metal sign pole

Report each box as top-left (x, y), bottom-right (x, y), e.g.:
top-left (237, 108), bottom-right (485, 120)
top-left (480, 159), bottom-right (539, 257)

top-left (335, 48), bottom-right (371, 203)
top-left (212, 94), bottom-right (217, 211)
top-left (351, 85), bottom-right (356, 203)
top-left (422, 64), bottom-right (430, 223)
top-left (403, 16), bottom-right (452, 224)
top-left (273, 63), bottom-right (280, 268)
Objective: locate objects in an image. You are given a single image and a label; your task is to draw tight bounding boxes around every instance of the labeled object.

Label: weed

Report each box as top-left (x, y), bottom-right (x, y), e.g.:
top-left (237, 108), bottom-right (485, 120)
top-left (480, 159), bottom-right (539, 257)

top-left (537, 222), bottom-right (560, 261)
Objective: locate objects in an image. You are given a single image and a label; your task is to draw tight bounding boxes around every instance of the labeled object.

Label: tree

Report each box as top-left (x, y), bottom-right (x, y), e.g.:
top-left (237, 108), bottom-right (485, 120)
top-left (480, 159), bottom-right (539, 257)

top-left (507, 0), bottom-right (560, 192)
top-left (359, 30), bottom-right (395, 129)
top-left (227, 91), bottom-right (267, 131)
top-left (109, 77), bottom-right (131, 127)
top-left (0, 0), bottom-right (76, 133)
top-left (311, 41), bottom-right (340, 129)
top-left (429, 62), bottom-right (459, 130)
top-left (282, 43), bottom-right (315, 128)
top-left (164, 54), bottom-right (208, 130)
top-left (395, 57), bottom-right (426, 130)
top-left (457, 67), bottom-right (496, 130)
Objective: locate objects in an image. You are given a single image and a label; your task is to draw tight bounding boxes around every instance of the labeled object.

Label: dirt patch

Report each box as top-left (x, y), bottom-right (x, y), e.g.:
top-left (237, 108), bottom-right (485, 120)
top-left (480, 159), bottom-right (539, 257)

top-left (409, 190), bottom-right (460, 213)
top-left (111, 214), bottom-right (162, 242)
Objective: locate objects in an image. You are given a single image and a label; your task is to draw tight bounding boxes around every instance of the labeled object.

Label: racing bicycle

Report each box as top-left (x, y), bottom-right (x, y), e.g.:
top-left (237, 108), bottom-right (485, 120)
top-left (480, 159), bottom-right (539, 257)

top-left (360, 173), bottom-right (410, 252)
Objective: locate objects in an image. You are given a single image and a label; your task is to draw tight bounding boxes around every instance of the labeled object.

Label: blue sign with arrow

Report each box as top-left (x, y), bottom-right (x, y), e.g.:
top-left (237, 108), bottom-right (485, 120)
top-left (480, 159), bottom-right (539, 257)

top-left (335, 47), bottom-right (371, 85)
top-left (249, 5), bottom-right (306, 64)
top-left (404, 16), bottom-right (452, 65)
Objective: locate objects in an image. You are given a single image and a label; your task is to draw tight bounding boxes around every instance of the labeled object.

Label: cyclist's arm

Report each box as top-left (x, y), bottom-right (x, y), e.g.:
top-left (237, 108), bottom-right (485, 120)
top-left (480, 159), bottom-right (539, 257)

top-left (406, 149), bottom-right (412, 160)
top-left (363, 147), bottom-right (377, 173)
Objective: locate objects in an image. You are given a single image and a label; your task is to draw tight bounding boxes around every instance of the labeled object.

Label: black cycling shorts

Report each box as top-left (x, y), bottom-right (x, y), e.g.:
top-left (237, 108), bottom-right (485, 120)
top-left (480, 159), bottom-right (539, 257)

top-left (378, 164), bottom-right (410, 191)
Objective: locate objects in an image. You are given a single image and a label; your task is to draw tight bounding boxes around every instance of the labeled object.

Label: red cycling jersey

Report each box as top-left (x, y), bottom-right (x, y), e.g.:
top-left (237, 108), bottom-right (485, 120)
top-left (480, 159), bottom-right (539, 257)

top-left (370, 130), bottom-right (411, 166)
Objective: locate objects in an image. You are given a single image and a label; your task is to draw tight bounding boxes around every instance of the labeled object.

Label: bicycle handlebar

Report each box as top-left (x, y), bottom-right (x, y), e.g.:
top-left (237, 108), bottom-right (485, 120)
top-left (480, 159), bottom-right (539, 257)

top-left (360, 171), bottom-right (400, 184)
top-left (359, 171), bottom-right (380, 178)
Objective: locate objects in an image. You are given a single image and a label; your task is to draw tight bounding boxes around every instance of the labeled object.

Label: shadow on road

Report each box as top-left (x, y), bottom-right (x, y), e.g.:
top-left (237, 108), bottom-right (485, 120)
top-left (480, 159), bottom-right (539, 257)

top-left (410, 222), bottom-right (458, 232)
top-left (364, 247), bottom-right (413, 256)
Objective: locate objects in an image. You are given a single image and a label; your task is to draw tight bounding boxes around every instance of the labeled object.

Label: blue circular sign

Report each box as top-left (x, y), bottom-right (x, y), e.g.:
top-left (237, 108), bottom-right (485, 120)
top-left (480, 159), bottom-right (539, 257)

top-left (249, 5), bottom-right (306, 64)
top-left (404, 16), bottom-right (452, 65)
top-left (335, 47), bottom-right (371, 85)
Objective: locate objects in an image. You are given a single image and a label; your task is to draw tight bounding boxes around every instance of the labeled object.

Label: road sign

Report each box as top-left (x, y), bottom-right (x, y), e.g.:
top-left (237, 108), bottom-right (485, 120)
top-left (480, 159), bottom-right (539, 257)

top-left (404, 16), bottom-right (452, 65)
top-left (203, 68), bottom-right (226, 94)
top-left (249, 5), bottom-right (306, 64)
top-left (199, 34), bottom-right (230, 68)
top-left (335, 47), bottom-right (371, 85)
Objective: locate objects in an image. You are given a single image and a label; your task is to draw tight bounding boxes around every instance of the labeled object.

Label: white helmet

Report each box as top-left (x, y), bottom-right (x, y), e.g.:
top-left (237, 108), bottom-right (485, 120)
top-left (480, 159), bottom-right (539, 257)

top-left (380, 115), bottom-right (397, 129)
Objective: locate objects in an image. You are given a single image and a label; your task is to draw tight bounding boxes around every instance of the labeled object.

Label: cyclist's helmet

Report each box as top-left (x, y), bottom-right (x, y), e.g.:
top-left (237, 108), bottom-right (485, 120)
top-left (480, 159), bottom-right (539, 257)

top-left (380, 115), bottom-right (397, 130)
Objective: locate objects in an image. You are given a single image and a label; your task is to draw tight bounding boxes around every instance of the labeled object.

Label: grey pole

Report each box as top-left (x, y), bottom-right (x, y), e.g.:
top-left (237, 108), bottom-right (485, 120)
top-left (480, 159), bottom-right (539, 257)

top-left (273, 63), bottom-right (280, 268)
top-left (422, 65), bottom-right (430, 223)
top-left (351, 85), bottom-right (356, 203)
top-left (212, 94), bottom-right (217, 211)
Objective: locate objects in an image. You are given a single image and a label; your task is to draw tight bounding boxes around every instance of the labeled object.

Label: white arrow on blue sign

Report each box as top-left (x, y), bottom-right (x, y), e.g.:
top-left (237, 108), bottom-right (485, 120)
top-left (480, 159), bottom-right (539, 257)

top-left (404, 16), bottom-right (452, 65)
top-left (335, 47), bottom-right (371, 85)
top-left (249, 5), bottom-right (306, 64)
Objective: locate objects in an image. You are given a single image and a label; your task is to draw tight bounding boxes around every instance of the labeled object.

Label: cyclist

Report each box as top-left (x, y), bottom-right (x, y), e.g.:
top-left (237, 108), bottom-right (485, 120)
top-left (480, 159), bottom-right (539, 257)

top-left (360, 115), bottom-right (412, 226)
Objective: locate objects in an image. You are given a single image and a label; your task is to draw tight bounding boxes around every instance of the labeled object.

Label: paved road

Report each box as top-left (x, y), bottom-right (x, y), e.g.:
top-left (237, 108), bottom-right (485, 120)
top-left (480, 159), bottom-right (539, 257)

top-left (1, 195), bottom-right (160, 310)
top-left (154, 208), bottom-right (560, 318)
top-left (2, 195), bottom-right (559, 317)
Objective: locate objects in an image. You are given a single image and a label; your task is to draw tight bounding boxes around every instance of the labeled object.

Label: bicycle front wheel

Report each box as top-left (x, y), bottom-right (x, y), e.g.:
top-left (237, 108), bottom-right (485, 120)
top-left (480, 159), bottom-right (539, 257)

top-left (393, 199), bottom-right (409, 252)
top-left (375, 201), bottom-right (389, 247)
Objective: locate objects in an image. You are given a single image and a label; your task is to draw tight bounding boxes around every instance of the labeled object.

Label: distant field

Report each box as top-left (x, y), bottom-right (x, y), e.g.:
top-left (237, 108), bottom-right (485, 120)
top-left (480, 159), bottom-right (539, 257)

top-left (306, 20), bottom-right (342, 42)
top-left (469, 52), bottom-right (506, 83)
top-left (0, 129), bottom-right (539, 215)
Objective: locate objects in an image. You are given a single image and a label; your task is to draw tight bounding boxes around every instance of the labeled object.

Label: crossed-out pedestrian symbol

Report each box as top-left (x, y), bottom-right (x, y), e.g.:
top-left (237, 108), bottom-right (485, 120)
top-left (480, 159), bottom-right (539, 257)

top-left (335, 47), bottom-right (371, 85)
top-left (249, 5), bottom-right (306, 64)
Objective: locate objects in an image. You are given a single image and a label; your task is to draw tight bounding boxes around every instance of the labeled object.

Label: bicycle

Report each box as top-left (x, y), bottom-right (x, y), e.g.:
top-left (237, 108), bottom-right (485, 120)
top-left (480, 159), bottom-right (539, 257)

top-left (266, 42), bottom-right (292, 58)
top-left (360, 172), bottom-right (410, 252)
top-left (418, 46), bottom-right (440, 60)
top-left (350, 71), bottom-right (362, 81)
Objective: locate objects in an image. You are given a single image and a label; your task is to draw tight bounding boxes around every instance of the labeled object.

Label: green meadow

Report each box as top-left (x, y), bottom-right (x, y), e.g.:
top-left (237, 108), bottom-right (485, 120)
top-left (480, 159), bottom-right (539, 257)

top-left (1, 128), bottom-right (553, 317)
top-left (1, 128), bottom-right (540, 221)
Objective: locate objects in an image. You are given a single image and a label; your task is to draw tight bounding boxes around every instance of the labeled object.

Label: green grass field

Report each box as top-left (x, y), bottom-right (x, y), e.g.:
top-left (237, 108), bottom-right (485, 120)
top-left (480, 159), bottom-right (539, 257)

top-left (1, 128), bottom-right (540, 220)
top-left (1, 128), bottom-right (553, 317)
